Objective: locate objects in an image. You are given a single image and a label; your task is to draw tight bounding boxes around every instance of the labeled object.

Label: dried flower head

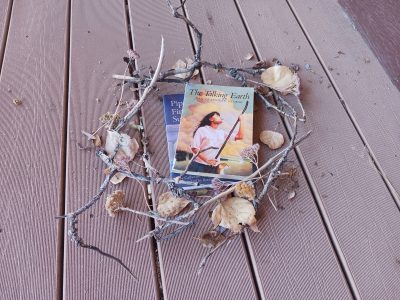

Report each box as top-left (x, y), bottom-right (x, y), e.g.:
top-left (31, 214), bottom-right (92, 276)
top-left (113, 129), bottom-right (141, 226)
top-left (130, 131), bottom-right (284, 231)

top-left (234, 181), bottom-right (256, 200)
top-left (240, 144), bottom-right (260, 162)
top-left (105, 190), bottom-right (125, 217)
top-left (99, 112), bottom-right (121, 129)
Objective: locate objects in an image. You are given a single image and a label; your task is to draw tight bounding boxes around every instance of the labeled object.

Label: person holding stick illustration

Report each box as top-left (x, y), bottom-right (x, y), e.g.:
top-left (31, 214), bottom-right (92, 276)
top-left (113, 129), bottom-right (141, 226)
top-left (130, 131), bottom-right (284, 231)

top-left (188, 110), bottom-right (245, 174)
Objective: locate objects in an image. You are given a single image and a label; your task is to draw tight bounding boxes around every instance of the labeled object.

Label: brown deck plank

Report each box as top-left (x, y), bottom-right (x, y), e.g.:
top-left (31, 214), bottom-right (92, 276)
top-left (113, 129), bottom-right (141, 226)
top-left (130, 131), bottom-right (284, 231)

top-left (288, 0), bottom-right (400, 206)
top-left (128, 1), bottom-right (259, 299)
top-left (0, 0), bottom-right (12, 60)
top-left (339, 0), bottom-right (400, 90)
top-left (63, 0), bottom-right (158, 298)
top-left (185, 1), bottom-right (352, 299)
top-left (238, 0), bottom-right (400, 298)
top-left (0, 0), bottom-right (67, 298)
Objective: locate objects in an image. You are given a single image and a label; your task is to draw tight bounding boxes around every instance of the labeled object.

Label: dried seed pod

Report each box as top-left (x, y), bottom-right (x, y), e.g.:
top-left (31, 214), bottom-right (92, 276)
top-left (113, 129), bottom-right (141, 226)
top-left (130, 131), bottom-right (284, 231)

top-left (260, 130), bottom-right (284, 150)
top-left (234, 181), bottom-right (256, 200)
top-left (105, 190), bottom-right (125, 217)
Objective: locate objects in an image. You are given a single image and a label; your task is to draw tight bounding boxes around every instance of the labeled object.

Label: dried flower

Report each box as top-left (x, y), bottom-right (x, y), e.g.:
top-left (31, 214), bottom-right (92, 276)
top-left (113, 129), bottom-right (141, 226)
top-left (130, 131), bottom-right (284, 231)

top-left (99, 112), bottom-right (120, 129)
top-left (105, 190), bottom-right (125, 217)
top-left (240, 144), bottom-right (260, 162)
top-left (234, 181), bottom-right (256, 200)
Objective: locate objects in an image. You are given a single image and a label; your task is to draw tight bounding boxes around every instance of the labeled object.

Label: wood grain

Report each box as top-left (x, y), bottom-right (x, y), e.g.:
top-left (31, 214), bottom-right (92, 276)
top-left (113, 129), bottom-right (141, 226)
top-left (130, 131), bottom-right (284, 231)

top-left (0, 0), bottom-right (12, 65)
top-left (339, 0), bottom-right (400, 90)
top-left (287, 0), bottom-right (400, 206)
top-left (185, 1), bottom-right (352, 299)
top-left (239, 0), bottom-right (400, 298)
top-left (63, 0), bottom-right (158, 298)
top-left (0, 0), bottom-right (67, 298)
top-left (128, 1), bottom-right (259, 299)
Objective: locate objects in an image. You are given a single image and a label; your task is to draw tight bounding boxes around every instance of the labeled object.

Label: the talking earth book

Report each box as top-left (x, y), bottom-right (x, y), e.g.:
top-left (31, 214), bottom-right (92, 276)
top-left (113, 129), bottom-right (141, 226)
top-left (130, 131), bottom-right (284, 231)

top-left (172, 83), bottom-right (254, 180)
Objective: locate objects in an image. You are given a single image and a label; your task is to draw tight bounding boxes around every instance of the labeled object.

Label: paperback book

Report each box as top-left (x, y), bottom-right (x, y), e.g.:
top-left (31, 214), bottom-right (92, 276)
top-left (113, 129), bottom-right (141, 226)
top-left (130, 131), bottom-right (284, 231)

top-left (171, 83), bottom-right (254, 180)
top-left (163, 94), bottom-right (212, 189)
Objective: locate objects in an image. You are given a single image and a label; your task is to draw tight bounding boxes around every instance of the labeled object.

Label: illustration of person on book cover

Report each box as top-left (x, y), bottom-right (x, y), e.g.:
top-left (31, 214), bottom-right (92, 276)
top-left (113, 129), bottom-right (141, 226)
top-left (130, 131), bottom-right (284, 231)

top-left (172, 83), bottom-right (254, 180)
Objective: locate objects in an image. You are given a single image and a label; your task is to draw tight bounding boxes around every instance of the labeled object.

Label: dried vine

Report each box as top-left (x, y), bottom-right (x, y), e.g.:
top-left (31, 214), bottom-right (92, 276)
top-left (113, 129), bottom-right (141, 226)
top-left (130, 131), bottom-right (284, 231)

top-left (58, 0), bottom-right (309, 278)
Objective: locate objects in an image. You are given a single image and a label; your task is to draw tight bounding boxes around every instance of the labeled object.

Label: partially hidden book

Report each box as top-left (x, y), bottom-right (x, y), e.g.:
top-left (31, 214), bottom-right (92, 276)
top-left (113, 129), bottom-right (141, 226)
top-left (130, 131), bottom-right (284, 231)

top-left (162, 94), bottom-right (212, 189)
top-left (171, 83), bottom-right (254, 180)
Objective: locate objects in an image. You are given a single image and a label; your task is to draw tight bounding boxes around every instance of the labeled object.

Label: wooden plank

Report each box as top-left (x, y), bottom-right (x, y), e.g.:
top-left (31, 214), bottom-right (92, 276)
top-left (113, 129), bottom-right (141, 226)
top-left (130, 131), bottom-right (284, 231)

top-left (184, 1), bottom-right (352, 299)
top-left (339, 0), bottom-right (400, 90)
top-left (0, 0), bottom-right (12, 63)
top-left (63, 0), bottom-right (158, 299)
top-left (128, 1), bottom-right (259, 299)
top-left (287, 0), bottom-right (400, 204)
top-left (0, 0), bottom-right (67, 298)
top-left (238, 0), bottom-right (400, 298)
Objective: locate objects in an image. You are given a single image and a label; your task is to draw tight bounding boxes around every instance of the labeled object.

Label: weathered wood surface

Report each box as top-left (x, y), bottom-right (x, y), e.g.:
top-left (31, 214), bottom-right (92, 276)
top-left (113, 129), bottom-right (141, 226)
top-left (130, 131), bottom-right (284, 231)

top-left (128, 1), bottom-right (259, 299)
top-left (289, 0), bottom-right (400, 209)
top-left (239, 0), bottom-right (400, 299)
top-left (0, 0), bottom-right (12, 63)
top-left (0, 0), bottom-right (67, 298)
top-left (185, 1), bottom-right (352, 299)
top-left (63, 0), bottom-right (158, 299)
top-left (1, 0), bottom-right (400, 299)
top-left (339, 0), bottom-right (400, 90)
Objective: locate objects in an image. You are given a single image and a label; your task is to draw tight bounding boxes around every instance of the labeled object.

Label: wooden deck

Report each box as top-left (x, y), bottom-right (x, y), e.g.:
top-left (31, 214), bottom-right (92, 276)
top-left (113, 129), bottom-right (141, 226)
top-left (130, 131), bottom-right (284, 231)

top-left (1, 0), bottom-right (400, 299)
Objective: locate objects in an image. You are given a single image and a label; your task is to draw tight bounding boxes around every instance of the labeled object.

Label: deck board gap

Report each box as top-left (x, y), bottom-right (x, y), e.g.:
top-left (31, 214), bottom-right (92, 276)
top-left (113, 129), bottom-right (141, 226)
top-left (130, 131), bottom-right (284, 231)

top-left (234, 1), bottom-right (358, 298)
top-left (285, 0), bottom-right (400, 211)
top-left (126, 1), bottom-right (162, 297)
top-left (57, 0), bottom-right (72, 299)
top-left (0, 0), bottom-right (13, 76)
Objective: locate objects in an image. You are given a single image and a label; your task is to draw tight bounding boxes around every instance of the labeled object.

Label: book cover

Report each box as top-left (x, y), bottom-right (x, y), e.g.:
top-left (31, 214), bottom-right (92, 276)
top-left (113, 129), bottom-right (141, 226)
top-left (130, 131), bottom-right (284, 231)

top-left (162, 94), bottom-right (212, 189)
top-left (172, 83), bottom-right (254, 180)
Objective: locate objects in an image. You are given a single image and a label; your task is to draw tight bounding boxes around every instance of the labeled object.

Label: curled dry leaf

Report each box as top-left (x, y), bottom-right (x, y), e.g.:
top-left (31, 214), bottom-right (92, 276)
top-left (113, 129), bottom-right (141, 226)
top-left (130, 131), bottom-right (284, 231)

top-left (157, 191), bottom-right (191, 218)
top-left (234, 181), bottom-right (256, 200)
top-left (105, 190), bottom-right (125, 217)
top-left (172, 58), bottom-right (199, 79)
top-left (244, 53), bottom-right (255, 61)
top-left (197, 230), bottom-right (226, 249)
top-left (105, 130), bottom-right (139, 161)
top-left (260, 130), bottom-right (284, 150)
top-left (211, 197), bottom-right (259, 233)
top-left (261, 65), bottom-right (300, 96)
top-left (92, 134), bottom-right (102, 147)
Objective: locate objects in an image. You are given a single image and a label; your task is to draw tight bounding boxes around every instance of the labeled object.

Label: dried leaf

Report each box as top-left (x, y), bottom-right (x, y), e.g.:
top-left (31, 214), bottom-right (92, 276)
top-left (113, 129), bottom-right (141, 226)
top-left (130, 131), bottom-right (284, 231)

top-left (211, 197), bottom-right (258, 233)
top-left (287, 190), bottom-right (296, 200)
top-left (105, 130), bottom-right (139, 161)
top-left (110, 172), bottom-right (127, 185)
top-left (260, 130), bottom-right (284, 150)
top-left (172, 58), bottom-right (198, 79)
top-left (197, 230), bottom-right (226, 248)
top-left (92, 134), bottom-right (102, 147)
top-left (244, 53), bottom-right (255, 61)
top-left (105, 190), bottom-right (125, 217)
top-left (234, 181), bottom-right (256, 200)
top-left (157, 192), bottom-right (191, 217)
top-left (261, 65), bottom-right (300, 96)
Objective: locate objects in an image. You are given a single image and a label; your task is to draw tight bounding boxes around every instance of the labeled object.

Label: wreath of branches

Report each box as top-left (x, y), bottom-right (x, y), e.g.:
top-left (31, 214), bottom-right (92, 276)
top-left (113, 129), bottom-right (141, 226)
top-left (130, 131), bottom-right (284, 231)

top-left (57, 0), bottom-right (310, 278)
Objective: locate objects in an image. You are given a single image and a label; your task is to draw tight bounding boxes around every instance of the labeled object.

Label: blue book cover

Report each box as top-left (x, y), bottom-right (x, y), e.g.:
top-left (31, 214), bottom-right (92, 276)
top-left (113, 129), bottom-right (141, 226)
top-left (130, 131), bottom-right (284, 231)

top-left (162, 94), bottom-right (212, 189)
